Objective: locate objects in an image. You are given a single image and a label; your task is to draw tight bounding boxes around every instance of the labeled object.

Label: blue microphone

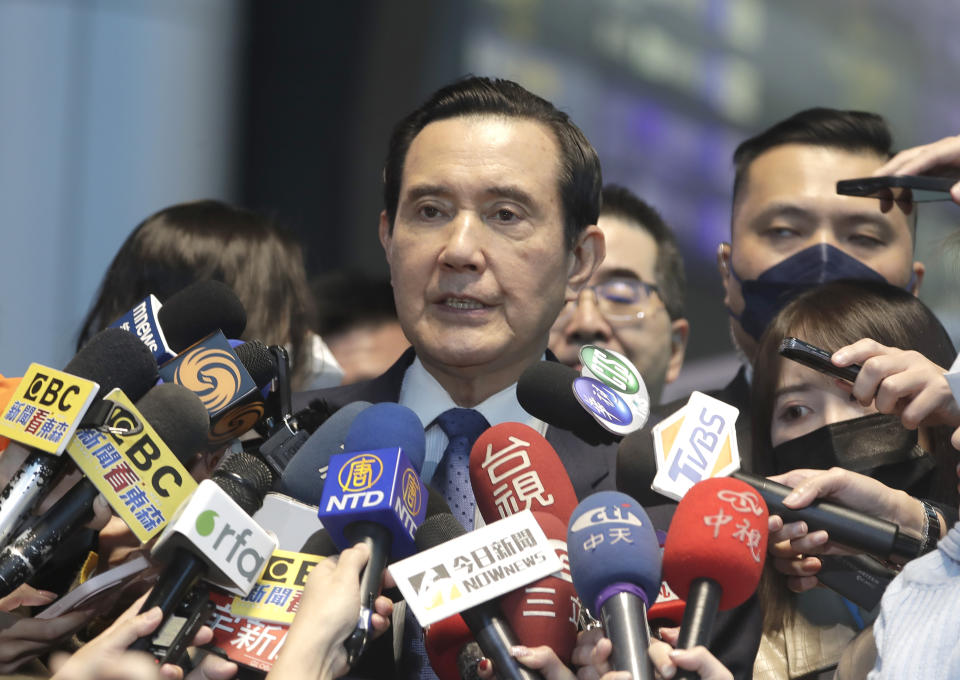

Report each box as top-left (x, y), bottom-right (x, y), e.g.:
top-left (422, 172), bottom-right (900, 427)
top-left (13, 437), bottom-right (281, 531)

top-left (568, 491), bottom-right (660, 680)
top-left (317, 402), bottom-right (427, 664)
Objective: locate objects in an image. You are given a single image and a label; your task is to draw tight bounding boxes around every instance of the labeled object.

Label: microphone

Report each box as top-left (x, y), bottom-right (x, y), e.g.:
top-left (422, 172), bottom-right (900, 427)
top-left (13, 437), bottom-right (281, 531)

top-left (275, 401), bottom-right (373, 502)
top-left (501, 511), bottom-right (578, 664)
top-left (731, 470), bottom-right (922, 562)
top-left (110, 279), bottom-right (247, 363)
top-left (468, 422), bottom-right (578, 524)
top-left (317, 403), bottom-right (427, 664)
top-left (0, 327), bottom-right (159, 548)
top-left (425, 614), bottom-right (475, 680)
top-left (0, 383), bottom-right (209, 597)
top-left (517, 362), bottom-right (619, 446)
top-left (567, 491), bottom-right (660, 680)
top-left (205, 340), bottom-right (279, 447)
top-left (415, 512), bottom-right (541, 680)
top-left (615, 426), bottom-right (674, 507)
top-left (130, 452), bottom-right (274, 652)
top-left (661, 477), bottom-right (768, 678)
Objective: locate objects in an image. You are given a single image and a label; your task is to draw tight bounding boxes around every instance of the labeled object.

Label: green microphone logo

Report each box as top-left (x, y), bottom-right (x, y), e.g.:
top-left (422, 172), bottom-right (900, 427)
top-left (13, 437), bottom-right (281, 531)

top-left (195, 510), bottom-right (218, 536)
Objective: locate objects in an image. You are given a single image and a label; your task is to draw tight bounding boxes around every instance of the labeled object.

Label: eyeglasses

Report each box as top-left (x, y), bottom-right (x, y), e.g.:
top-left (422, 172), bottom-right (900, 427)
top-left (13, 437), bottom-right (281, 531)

top-left (556, 277), bottom-right (662, 326)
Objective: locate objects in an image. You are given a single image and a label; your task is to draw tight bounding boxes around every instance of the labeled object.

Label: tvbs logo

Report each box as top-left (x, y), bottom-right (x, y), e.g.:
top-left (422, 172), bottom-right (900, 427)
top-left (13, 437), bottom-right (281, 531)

top-left (330, 453), bottom-right (385, 510)
top-left (194, 510), bottom-right (267, 581)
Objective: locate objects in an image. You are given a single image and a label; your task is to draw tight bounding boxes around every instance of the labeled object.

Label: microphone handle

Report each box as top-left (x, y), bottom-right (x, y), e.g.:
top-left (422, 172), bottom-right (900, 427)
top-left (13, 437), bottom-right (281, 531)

top-left (342, 521), bottom-right (392, 663)
top-left (674, 577), bottom-right (722, 680)
top-left (600, 591), bottom-right (655, 680)
top-left (129, 546), bottom-right (207, 652)
top-left (731, 471), bottom-right (919, 561)
top-left (0, 451), bottom-right (67, 549)
top-left (0, 477), bottom-right (98, 597)
top-left (461, 603), bottom-right (542, 680)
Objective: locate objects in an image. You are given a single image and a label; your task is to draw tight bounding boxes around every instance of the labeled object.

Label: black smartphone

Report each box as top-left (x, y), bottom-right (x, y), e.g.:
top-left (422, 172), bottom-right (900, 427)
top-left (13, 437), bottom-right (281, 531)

top-left (778, 337), bottom-right (861, 383)
top-left (836, 175), bottom-right (957, 203)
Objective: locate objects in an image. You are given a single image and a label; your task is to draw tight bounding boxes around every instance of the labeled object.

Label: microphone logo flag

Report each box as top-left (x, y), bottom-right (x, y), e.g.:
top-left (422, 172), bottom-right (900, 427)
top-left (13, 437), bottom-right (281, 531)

top-left (174, 347), bottom-right (245, 412)
top-left (0, 363), bottom-right (99, 454)
top-left (572, 377), bottom-right (637, 435)
top-left (402, 468), bottom-right (423, 516)
top-left (651, 391), bottom-right (740, 501)
top-left (109, 294), bottom-right (174, 364)
top-left (390, 510), bottom-right (562, 627)
top-left (338, 453), bottom-right (383, 493)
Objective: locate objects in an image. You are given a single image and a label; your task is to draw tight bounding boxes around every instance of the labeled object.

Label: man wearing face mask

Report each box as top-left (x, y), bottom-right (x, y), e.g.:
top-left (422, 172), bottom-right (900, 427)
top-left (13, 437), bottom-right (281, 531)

top-left (651, 108), bottom-right (923, 473)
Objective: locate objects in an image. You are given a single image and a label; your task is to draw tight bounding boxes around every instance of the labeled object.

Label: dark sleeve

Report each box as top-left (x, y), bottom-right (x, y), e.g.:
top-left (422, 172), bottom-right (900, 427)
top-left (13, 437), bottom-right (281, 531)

top-left (707, 593), bottom-right (763, 680)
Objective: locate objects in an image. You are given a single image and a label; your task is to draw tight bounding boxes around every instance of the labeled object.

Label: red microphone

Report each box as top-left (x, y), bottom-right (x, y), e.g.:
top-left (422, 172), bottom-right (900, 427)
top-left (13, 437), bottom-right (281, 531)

top-left (425, 614), bottom-right (474, 680)
top-left (501, 512), bottom-right (579, 664)
top-left (662, 477), bottom-right (768, 677)
top-left (647, 580), bottom-right (686, 628)
top-left (468, 422), bottom-right (578, 525)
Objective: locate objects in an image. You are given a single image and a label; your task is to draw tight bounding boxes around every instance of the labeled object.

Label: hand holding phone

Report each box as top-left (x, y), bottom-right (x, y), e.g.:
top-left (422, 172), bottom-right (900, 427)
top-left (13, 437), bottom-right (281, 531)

top-left (779, 337), bottom-right (861, 383)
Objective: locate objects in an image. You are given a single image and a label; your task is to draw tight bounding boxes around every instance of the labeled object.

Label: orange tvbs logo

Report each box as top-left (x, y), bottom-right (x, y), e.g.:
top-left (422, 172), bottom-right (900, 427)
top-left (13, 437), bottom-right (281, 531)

top-left (338, 453), bottom-right (383, 493)
top-left (402, 468), bottom-right (422, 516)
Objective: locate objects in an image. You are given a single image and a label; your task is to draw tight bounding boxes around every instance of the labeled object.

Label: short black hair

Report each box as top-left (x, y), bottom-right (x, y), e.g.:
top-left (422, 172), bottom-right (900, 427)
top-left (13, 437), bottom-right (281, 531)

top-left (600, 185), bottom-right (686, 320)
top-left (732, 107), bottom-right (894, 207)
top-left (383, 76), bottom-right (602, 249)
top-left (312, 269), bottom-right (397, 338)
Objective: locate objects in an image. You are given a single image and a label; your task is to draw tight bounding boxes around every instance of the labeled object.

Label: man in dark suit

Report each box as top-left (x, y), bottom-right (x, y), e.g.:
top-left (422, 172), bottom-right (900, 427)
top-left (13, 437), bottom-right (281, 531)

top-left (294, 77), bottom-right (761, 679)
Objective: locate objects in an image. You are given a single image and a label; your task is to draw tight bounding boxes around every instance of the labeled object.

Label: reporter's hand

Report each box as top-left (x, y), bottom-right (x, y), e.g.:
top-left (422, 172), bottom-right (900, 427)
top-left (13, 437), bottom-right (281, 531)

top-left (475, 643), bottom-right (629, 680)
top-left (831, 340), bottom-right (960, 429)
top-left (0, 599), bottom-right (94, 673)
top-left (49, 593), bottom-right (237, 680)
top-left (267, 543), bottom-right (393, 680)
top-left (873, 134), bottom-right (960, 205)
top-left (0, 583), bottom-right (58, 612)
top-left (649, 627), bottom-right (732, 680)
top-left (765, 467), bottom-right (924, 592)
top-left (571, 627), bottom-right (614, 680)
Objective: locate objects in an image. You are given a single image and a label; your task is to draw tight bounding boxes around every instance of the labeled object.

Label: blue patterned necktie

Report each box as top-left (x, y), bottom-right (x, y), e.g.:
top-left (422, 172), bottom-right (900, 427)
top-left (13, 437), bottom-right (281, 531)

top-left (403, 407), bottom-right (490, 680)
top-left (433, 407), bottom-right (490, 531)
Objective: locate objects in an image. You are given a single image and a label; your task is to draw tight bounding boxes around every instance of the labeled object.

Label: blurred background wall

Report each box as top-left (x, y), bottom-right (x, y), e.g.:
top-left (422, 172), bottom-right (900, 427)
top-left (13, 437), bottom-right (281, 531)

top-left (2, 0), bottom-right (959, 400)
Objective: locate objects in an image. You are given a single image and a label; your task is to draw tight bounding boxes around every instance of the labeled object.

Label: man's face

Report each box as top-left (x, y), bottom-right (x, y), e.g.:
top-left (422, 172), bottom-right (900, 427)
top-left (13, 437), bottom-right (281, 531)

top-left (548, 215), bottom-right (686, 403)
top-left (380, 115), bottom-right (602, 389)
top-left (721, 144), bottom-right (923, 356)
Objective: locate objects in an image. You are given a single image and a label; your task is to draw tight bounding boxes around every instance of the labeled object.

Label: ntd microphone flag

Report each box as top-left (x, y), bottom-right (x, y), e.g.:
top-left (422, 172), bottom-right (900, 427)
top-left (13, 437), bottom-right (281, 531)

top-left (318, 447), bottom-right (427, 559)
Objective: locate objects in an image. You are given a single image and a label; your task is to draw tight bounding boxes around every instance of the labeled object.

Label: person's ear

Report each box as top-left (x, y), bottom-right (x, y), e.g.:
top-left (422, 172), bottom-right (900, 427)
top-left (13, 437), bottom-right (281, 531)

top-left (717, 242), bottom-right (734, 307)
top-left (565, 225), bottom-right (604, 300)
top-left (909, 260), bottom-right (925, 296)
top-left (665, 318), bottom-right (690, 384)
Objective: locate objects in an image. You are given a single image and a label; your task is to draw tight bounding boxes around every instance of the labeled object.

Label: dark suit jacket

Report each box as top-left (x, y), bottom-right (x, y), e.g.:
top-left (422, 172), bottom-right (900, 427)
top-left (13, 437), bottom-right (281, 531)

top-left (292, 348), bottom-right (617, 678)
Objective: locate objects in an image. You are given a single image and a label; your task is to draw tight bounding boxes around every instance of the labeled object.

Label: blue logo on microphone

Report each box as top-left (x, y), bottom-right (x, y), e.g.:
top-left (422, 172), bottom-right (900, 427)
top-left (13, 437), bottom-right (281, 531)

top-left (572, 377), bottom-right (633, 427)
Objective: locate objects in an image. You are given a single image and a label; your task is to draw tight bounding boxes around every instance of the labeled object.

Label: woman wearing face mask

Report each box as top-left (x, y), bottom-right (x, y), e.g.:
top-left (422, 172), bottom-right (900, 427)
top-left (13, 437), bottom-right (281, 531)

top-left (747, 279), bottom-right (959, 680)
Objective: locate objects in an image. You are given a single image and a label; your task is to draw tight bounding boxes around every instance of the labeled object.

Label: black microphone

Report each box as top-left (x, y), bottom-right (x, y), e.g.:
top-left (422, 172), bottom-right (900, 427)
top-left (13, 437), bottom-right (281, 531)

top-left (517, 361), bottom-right (620, 446)
top-left (415, 513), bottom-right (541, 680)
top-left (129, 452), bottom-right (273, 652)
top-left (0, 328), bottom-right (159, 549)
top-left (0, 383), bottom-right (209, 597)
top-left (731, 471), bottom-right (922, 562)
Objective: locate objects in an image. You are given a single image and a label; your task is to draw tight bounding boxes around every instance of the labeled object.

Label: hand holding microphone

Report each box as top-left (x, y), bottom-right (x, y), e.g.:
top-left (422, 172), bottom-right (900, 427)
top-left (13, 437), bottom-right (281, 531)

top-left (763, 467), bottom-right (935, 592)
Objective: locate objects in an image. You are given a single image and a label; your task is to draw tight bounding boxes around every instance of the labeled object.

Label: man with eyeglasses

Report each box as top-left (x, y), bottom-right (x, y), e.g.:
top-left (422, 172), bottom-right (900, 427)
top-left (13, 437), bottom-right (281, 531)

top-left (549, 184), bottom-right (689, 404)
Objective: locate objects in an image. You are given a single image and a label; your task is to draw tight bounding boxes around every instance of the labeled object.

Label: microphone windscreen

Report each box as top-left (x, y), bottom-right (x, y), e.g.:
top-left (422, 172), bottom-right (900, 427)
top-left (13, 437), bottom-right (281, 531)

top-left (501, 511), bottom-right (578, 663)
top-left (415, 513), bottom-right (466, 552)
top-left (517, 362), bottom-right (619, 446)
top-left (425, 484), bottom-right (452, 519)
top-left (213, 452), bottom-right (273, 515)
top-left (234, 340), bottom-right (277, 388)
top-left (342, 402), bottom-right (426, 473)
top-left (469, 422), bottom-right (577, 525)
top-left (277, 401), bottom-right (372, 504)
top-left (425, 615), bottom-right (474, 680)
top-left (567, 491), bottom-right (661, 614)
top-left (68, 327), bottom-right (159, 401)
top-left (157, 280), bottom-right (247, 352)
top-left (300, 528), bottom-right (339, 556)
top-left (135, 383), bottom-right (210, 464)
top-left (615, 428), bottom-right (671, 507)
top-left (662, 477), bottom-right (768, 611)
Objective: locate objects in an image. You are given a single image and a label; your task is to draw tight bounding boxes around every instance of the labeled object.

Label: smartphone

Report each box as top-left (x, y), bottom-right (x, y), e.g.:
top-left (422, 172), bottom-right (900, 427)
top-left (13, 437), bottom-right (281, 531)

top-left (778, 337), bottom-right (861, 383)
top-left (836, 175), bottom-right (957, 203)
